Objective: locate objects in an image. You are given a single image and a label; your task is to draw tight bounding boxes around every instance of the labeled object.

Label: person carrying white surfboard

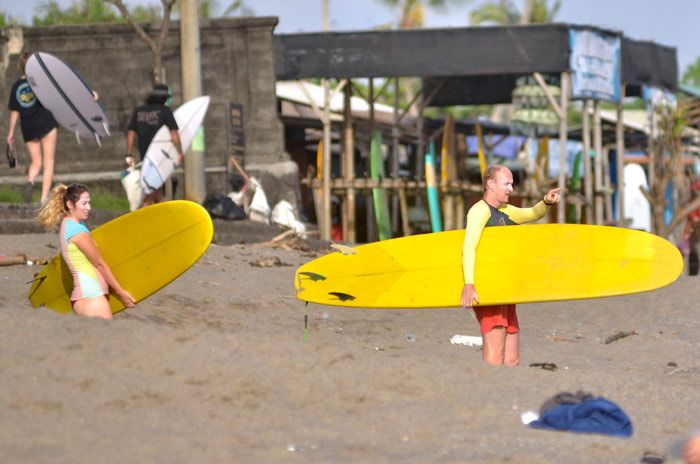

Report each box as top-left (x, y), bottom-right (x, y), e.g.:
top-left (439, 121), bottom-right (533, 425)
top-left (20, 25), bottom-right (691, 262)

top-left (461, 165), bottom-right (561, 367)
top-left (125, 84), bottom-right (184, 207)
top-left (6, 52), bottom-right (60, 206)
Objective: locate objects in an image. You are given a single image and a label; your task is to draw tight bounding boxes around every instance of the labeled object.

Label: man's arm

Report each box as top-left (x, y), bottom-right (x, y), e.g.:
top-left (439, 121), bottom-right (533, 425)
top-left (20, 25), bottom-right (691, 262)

top-left (501, 188), bottom-right (563, 224)
top-left (125, 130), bottom-right (137, 166)
top-left (461, 201), bottom-right (490, 308)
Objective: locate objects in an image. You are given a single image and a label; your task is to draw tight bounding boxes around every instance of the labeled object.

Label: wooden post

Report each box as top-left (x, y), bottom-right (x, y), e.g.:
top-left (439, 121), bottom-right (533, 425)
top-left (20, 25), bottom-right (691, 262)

top-left (391, 77), bottom-right (400, 234)
top-left (616, 84), bottom-right (626, 227)
top-left (320, 0), bottom-right (331, 241)
top-left (557, 71), bottom-right (569, 224)
top-left (593, 100), bottom-right (604, 225)
top-left (343, 82), bottom-right (356, 243)
top-left (398, 184), bottom-right (410, 236)
top-left (582, 100), bottom-right (593, 223)
top-left (366, 78), bottom-right (376, 242)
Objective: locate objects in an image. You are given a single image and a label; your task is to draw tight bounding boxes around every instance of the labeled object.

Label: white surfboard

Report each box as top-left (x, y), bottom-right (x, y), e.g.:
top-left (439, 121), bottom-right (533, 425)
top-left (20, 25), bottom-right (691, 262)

top-left (25, 52), bottom-right (109, 144)
top-left (624, 163), bottom-right (651, 231)
top-left (140, 96), bottom-right (210, 195)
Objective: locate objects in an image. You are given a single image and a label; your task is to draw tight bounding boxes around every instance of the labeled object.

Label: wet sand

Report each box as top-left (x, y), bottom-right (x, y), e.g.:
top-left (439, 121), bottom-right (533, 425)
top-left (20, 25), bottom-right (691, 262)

top-left (1, 232), bottom-right (699, 463)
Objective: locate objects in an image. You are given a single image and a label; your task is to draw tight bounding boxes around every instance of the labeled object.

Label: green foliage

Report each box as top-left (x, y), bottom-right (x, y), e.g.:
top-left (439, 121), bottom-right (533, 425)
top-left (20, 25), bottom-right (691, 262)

top-left (470, 0), bottom-right (560, 25)
top-left (0, 184), bottom-right (128, 212)
top-left (223, 0), bottom-right (255, 16)
top-left (0, 11), bottom-right (21, 27)
top-left (32, 0), bottom-right (161, 26)
top-left (682, 57), bottom-right (700, 88)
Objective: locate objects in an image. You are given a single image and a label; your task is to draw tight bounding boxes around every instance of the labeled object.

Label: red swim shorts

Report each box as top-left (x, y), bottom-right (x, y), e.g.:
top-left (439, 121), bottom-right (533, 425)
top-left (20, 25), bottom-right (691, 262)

top-left (474, 304), bottom-right (519, 335)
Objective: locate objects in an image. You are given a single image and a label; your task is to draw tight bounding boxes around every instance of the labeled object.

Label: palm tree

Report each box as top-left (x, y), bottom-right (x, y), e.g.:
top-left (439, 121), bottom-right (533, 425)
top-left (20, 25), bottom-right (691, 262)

top-left (32, 0), bottom-right (159, 26)
top-left (469, 0), bottom-right (560, 26)
top-left (223, 0), bottom-right (255, 16)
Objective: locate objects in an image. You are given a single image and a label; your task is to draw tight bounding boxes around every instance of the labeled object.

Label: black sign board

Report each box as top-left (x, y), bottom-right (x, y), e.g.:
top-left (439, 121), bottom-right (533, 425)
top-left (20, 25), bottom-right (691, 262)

top-left (227, 103), bottom-right (245, 156)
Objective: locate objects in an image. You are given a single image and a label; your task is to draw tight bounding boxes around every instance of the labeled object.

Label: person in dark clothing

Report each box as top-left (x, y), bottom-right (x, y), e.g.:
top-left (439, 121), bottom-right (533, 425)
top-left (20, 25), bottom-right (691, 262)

top-left (125, 84), bottom-right (184, 207)
top-left (6, 52), bottom-right (59, 205)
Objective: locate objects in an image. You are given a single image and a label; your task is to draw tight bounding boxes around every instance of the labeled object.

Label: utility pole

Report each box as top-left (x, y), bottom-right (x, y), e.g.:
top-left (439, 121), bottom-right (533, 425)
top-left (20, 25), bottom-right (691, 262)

top-left (321, 0), bottom-right (331, 241)
top-left (180, 0), bottom-right (206, 203)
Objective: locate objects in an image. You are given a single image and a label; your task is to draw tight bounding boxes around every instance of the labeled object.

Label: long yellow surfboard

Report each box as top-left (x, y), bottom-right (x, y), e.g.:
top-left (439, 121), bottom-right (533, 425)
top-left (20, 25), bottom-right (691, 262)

top-left (295, 225), bottom-right (682, 308)
top-left (28, 200), bottom-right (213, 314)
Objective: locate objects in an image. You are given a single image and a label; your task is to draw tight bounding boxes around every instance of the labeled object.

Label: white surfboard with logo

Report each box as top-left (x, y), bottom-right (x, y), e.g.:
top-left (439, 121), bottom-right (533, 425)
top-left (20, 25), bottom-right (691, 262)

top-left (139, 96), bottom-right (210, 195)
top-left (25, 52), bottom-right (109, 144)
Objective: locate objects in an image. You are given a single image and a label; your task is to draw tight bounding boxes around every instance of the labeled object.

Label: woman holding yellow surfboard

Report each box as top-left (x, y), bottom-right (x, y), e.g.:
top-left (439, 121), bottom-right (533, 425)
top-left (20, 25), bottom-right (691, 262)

top-left (37, 184), bottom-right (135, 319)
top-left (461, 165), bottom-right (561, 367)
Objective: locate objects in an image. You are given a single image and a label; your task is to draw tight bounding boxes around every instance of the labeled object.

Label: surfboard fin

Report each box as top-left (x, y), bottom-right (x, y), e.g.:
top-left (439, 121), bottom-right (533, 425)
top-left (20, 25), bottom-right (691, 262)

top-left (103, 123), bottom-right (111, 137)
top-left (94, 134), bottom-right (102, 147)
top-left (75, 132), bottom-right (81, 145)
top-left (328, 292), bottom-right (355, 302)
top-left (298, 271), bottom-right (326, 281)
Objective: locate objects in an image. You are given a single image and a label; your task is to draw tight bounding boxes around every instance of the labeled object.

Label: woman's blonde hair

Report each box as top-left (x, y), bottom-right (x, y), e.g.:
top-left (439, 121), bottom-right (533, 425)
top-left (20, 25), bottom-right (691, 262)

top-left (36, 183), bottom-right (89, 232)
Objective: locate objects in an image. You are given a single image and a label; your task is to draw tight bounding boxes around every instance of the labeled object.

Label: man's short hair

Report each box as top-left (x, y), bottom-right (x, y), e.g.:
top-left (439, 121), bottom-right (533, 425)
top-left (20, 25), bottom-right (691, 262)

top-left (483, 165), bottom-right (506, 190)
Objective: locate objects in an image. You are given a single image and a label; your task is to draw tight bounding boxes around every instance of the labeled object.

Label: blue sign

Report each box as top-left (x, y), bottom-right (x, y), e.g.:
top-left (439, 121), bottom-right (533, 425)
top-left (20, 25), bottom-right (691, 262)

top-left (569, 28), bottom-right (621, 102)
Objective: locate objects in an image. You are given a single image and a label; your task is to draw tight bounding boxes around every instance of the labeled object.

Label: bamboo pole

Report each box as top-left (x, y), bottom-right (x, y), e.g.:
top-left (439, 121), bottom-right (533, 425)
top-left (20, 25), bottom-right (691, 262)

top-left (582, 100), bottom-right (592, 223)
top-left (343, 82), bottom-right (356, 243)
top-left (320, 0), bottom-right (331, 241)
top-left (616, 84), bottom-right (626, 227)
top-left (593, 100), bottom-right (604, 225)
top-left (557, 71), bottom-right (569, 224)
top-left (391, 77), bottom-right (400, 234)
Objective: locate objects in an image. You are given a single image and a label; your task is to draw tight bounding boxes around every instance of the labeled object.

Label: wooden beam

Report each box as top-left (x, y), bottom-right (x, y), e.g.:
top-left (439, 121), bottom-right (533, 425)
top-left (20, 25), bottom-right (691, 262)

top-left (533, 72), bottom-right (564, 120)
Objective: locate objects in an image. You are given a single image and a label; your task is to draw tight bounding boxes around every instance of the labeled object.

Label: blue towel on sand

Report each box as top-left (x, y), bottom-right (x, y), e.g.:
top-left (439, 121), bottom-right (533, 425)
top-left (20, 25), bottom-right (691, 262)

top-left (529, 397), bottom-right (633, 437)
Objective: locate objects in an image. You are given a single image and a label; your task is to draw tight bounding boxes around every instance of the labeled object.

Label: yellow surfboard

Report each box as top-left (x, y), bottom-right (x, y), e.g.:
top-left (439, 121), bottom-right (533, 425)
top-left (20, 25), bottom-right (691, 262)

top-left (27, 200), bottom-right (213, 314)
top-left (295, 224), bottom-right (682, 308)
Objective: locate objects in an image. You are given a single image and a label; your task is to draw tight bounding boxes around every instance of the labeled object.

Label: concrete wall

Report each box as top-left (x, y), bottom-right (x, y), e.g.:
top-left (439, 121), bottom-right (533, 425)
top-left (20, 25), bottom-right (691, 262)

top-left (0, 18), bottom-right (297, 204)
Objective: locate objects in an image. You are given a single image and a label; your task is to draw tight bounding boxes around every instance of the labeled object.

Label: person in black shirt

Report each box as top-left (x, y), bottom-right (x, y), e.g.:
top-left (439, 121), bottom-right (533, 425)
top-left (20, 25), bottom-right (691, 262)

top-left (6, 52), bottom-right (60, 205)
top-left (125, 84), bottom-right (184, 207)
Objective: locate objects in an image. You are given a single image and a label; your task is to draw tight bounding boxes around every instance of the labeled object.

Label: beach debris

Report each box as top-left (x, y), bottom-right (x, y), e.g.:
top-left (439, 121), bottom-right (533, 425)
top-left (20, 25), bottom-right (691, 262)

top-left (330, 243), bottom-right (356, 255)
top-left (252, 230), bottom-right (316, 253)
top-left (521, 411), bottom-right (540, 425)
top-left (248, 178), bottom-right (271, 224)
top-left (286, 443), bottom-right (319, 452)
top-left (0, 254), bottom-right (49, 266)
top-left (303, 315), bottom-right (308, 342)
top-left (604, 330), bottom-right (638, 344)
top-left (404, 332), bottom-right (416, 343)
top-left (639, 451), bottom-right (664, 464)
top-left (667, 361), bottom-right (678, 367)
top-left (529, 362), bottom-right (558, 371)
top-left (320, 311), bottom-right (330, 322)
top-left (450, 334), bottom-right (483, 347)
top-left (528, 392), bottom-right (633, 437)
top-left (249, 256), bottom-right (289, 267)
top-left (271, 200), bottom-right (306, 236)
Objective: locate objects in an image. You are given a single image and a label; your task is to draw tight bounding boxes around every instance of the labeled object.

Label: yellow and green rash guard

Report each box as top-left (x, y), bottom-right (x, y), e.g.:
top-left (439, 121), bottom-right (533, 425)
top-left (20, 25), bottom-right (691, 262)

top-left (59, 218), bottom-right (108, 302)
top-left (462, 199), bottom-right (549, 285)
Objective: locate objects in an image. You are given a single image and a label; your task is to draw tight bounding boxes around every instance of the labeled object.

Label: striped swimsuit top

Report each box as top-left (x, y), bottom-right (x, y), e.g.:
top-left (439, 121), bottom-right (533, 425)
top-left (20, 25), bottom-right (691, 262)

top-left (59, 218), bottom-right (108, 302)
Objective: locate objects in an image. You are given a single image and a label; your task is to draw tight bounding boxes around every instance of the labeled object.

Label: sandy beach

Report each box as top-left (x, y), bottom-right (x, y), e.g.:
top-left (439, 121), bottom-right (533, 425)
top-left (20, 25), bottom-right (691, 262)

top-left (1, 231), bottom-right (699, 463)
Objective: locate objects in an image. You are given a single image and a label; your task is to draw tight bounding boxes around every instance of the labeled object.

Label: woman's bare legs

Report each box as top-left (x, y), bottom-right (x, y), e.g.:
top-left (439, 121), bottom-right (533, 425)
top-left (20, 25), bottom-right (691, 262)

top-left (72, 295), bottom-right (113, 320)
top-left (39, 128), bottom-right (57, 204)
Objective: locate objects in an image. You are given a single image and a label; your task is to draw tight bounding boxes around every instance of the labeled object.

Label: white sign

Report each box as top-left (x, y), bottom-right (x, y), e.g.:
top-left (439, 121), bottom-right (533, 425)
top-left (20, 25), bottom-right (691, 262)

top-left (569, 29), bottom-right (621, 101)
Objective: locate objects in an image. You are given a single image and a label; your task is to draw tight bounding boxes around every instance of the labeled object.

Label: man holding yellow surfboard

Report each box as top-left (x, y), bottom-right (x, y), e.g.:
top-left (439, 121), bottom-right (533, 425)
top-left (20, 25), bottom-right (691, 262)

top-left (461, 165), bottom-right (561, 367)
